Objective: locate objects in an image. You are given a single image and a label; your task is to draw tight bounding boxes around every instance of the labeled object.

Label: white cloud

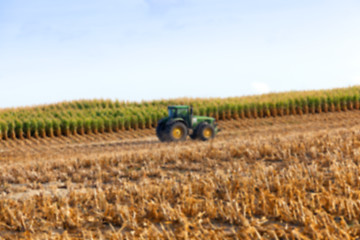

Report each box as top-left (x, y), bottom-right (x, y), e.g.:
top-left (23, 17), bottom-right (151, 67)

top-left (251, 82), bottom-right (270, 94)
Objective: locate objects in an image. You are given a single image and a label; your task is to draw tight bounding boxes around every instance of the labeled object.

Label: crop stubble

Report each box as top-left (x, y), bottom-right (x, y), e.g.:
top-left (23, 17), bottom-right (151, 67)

top-left (1, 111), bottom-right (360, 239)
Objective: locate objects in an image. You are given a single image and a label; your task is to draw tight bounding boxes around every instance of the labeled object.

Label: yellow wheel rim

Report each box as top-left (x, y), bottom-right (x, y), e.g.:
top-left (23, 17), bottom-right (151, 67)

top-left (203, 127), bottom-right (213, 138)
top-left (172, 126), bottom-right (184, 139)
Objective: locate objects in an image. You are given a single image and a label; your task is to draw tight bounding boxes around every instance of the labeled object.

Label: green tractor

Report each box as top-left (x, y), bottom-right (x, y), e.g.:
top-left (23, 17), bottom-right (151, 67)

top-left (156, 105), bottom-right (219, 142)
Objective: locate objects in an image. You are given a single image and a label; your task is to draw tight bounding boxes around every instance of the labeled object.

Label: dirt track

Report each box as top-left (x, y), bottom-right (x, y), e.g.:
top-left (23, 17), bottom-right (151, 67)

top-left (1, 110), bottom-right (360, 162)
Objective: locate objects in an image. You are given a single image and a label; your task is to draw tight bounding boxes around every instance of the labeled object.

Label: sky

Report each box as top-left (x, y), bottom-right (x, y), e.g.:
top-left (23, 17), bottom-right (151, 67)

top-left (0, 0), bottom-right (360, 108)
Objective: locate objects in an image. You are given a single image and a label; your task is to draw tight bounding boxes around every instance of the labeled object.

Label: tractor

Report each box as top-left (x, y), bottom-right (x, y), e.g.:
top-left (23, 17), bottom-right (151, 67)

top-left (156, 105), bottom-right (219, 142)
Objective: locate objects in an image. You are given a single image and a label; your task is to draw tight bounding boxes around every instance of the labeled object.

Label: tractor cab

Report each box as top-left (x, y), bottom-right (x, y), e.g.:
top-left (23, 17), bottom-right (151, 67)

top-left (167, 106), bottom-right (192, 126)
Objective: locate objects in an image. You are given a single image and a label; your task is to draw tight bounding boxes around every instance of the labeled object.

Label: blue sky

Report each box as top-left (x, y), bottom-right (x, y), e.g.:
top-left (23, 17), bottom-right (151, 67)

top-left (0, 0), bottom-right (360, 108)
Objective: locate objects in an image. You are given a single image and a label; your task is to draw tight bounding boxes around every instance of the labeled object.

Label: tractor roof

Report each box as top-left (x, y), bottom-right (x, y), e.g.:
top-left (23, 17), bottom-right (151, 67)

top-left (168, 105), bottom-right (189, 109)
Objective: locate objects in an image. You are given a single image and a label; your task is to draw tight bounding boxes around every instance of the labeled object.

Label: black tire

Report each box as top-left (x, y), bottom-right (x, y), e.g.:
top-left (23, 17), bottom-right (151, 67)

top-left (197, 123), bottom-right (215, 141)
top-left (190, 128), bottom-right (198, 140)
top-left (156, 122), bottom-right (167, 142)
top-left (165, 121), bottom-right (188, 141)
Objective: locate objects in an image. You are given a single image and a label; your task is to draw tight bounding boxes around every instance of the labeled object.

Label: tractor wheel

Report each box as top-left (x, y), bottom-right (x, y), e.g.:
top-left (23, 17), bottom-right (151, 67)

top-left (190, 130), bottom-right (199, 140)
top-left (190, 128), bottom-right (198, 140)
top-left (156, 122), bottom-right (167, 142)
top-left (166, 122), bottom-right (188, 141)
top-left (197, 123), bottom-right (215, 141)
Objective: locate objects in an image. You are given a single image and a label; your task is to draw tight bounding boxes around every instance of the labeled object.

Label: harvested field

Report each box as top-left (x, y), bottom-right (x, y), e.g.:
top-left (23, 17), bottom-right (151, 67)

top-left (1, 111), bottom-right (360, 239)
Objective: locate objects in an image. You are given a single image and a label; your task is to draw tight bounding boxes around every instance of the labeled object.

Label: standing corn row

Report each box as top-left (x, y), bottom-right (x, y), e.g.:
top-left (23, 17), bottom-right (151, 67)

top-left (0, 88), bottom-right (360, 140)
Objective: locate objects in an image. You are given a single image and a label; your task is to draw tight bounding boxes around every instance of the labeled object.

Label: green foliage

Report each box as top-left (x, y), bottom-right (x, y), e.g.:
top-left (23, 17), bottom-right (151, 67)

top-left (37, 119), bottom-right (45, 136)
top-left (23, 120), bottom-right (31, 137)
top-left (52, 119), bottom-right (61, 136)
top-left (45, 119), bottom-right (53, 136)
top-left (91, 119), bottom-right (99, 133)
top-left (69, 119), bottom-right (77, 134)
top-left (14, 119), bottom-right (23, 138)
top-left (102, 118), bottom-right (110, 132)
top-left (30, 119), bottom-right (38, 137)
top-left (117, 117), bottom-right (125, 130)
top-left (7, 121), bottom-right (15, 138)
top-left (124, 117), bottom-right (131, 130)
top-left (0, 121), bottom-right (6, 138)
top-left (84, 119), bottom-right (92, 133)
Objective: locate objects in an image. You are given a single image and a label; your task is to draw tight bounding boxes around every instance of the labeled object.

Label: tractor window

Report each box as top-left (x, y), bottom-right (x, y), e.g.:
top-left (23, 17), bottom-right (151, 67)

top-left (177, 109), bottom-right (188, 117)
top-left (168, 108), bottom-right (177, 117)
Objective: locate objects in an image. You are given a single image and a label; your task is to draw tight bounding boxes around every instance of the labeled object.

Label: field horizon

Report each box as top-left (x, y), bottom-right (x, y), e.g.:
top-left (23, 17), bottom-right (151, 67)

top-left (3, 85), bottom-right (359, 110)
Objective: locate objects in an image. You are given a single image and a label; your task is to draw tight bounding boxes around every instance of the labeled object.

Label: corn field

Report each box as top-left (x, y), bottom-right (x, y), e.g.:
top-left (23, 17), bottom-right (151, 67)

top-left (1, 86), bottom-right (360, 140)
top-left (1, 111), bottom-right (360, 239)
